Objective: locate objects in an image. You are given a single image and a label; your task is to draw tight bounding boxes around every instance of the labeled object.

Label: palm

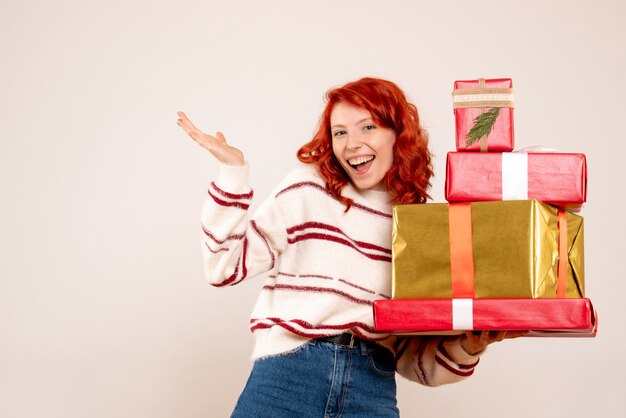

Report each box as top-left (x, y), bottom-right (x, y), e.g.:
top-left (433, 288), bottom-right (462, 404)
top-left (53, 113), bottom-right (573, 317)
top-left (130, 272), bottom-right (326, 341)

top-left (177, 111), bottom-right (244, 166)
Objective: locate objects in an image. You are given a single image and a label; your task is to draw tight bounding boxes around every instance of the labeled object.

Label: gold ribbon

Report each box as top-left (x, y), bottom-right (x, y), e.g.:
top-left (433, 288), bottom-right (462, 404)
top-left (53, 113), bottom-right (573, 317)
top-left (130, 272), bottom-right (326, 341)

top-left (452, 78), bottom-right (515, 109)
top-left (479, 79), bottom-right (487, 152)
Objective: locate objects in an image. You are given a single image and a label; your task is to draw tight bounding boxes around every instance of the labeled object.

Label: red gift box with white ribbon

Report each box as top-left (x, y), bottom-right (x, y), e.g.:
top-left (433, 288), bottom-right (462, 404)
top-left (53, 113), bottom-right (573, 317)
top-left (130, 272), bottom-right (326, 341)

top-left (373, 298), bottom-right (597, 337)
top-left (445, 151), bottom-right (587, 211)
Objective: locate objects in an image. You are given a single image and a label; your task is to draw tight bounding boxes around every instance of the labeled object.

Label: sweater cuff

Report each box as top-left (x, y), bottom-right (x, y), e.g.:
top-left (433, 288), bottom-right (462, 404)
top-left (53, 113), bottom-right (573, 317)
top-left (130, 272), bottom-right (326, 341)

top-left (434, 337), bottom-right (481, 377)
top-left (215, 162), bottom-right (251, 194)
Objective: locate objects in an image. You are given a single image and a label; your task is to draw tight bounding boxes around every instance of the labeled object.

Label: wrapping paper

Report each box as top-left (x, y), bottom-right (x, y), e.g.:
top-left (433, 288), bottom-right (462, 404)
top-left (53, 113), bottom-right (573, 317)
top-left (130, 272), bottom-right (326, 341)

top-left (445, 152), bottom-right (587, 211)
top-left (373, 298), bottom-right (597, 337)
top-left (392, 200), bottom-right (584, 299)
top-left (453, 78), bottom-right (514, 152)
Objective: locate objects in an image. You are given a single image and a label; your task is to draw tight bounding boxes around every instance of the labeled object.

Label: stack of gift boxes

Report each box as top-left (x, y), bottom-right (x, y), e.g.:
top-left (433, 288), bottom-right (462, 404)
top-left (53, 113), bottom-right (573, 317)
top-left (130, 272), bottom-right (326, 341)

top-left (374, 78), bottom-right (597, 337)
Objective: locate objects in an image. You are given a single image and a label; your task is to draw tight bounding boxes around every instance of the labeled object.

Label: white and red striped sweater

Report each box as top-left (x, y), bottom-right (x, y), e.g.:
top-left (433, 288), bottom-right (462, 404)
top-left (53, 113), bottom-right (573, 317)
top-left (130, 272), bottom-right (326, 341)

top-left (201, 162), bottom-right (481, 386)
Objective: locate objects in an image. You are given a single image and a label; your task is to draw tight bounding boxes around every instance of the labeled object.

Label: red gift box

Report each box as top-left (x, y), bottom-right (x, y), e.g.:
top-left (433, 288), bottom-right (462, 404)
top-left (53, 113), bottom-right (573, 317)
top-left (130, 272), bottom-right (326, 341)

top-left (453, 78), bottom-right (514, 152)
top-left (445, 152), bottom-right (587, 211)
top-left (373, 298), bottom-right (597, 337)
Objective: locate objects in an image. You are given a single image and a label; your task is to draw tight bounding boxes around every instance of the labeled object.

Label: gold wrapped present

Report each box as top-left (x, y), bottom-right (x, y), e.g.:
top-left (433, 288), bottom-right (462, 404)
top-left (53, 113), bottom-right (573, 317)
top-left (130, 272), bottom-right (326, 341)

top-left (392, 200), bottom-right (584, 299)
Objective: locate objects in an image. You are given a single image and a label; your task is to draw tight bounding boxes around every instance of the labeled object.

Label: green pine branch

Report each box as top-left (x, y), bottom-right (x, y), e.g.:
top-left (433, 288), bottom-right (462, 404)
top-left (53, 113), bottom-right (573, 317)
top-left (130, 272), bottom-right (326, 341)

top-left (465, 107), bottom-right (500, 146)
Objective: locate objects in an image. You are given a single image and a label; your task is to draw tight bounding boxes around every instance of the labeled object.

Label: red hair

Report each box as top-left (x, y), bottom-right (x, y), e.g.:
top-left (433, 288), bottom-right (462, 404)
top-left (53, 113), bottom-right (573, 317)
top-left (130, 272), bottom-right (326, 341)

top-left (297, 77), bottom-right (433, 208)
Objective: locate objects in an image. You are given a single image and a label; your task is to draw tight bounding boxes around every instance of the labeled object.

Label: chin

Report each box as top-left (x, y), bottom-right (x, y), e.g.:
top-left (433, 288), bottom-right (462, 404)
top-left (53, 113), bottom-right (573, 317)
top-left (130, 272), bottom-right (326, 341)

top-left (351, 177), bottom-right (381, 191)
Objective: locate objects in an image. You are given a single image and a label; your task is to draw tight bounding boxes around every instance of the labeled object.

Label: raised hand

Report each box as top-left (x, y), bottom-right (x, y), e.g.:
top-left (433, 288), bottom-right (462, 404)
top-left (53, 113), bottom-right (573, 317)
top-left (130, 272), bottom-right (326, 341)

top-left (177, 111), bottom-right (245, 166)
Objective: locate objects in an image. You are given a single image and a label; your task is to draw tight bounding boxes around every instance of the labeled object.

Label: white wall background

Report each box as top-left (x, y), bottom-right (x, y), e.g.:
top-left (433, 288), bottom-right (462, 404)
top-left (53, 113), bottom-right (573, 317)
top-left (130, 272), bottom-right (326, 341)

top-left (1, 0), bottom-right (624, 417)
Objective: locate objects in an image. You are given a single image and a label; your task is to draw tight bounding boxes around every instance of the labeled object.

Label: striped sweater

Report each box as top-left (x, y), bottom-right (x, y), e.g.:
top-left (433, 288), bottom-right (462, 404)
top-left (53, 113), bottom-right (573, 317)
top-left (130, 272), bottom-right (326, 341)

top-left (201, 162), bottom-right (481, 386)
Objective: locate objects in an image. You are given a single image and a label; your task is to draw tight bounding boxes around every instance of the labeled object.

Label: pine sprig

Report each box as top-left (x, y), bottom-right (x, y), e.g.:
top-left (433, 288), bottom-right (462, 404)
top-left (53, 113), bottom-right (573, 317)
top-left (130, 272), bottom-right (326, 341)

top-left (465, 107), bottom-right (500, 146)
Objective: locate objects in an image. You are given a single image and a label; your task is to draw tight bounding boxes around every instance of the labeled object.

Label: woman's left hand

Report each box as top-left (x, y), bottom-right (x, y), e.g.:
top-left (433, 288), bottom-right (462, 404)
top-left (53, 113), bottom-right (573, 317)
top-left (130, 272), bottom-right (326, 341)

top-left (460, 330), bottom-right (528, 355)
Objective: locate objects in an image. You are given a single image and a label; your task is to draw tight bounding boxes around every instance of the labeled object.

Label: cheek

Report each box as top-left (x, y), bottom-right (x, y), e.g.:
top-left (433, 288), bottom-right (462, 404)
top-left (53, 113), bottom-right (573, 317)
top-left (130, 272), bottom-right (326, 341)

top-left (331, 141), bottom-right (343, 162)
top-left (389, 140), bottom-right (396, 163)
top-left (383, 137), bottom-right (396, 165)
top-left (382, 152), bottom-right (395, 172)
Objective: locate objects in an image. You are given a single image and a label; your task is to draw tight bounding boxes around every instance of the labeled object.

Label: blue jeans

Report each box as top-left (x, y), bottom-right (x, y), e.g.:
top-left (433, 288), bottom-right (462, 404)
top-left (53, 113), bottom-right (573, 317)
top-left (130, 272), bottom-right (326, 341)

top-left (231, 338), bottom-right (399, 418)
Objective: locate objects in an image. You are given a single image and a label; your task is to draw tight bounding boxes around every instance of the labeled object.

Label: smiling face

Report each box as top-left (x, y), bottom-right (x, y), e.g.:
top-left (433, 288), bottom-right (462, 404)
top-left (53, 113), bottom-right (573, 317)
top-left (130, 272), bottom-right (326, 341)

top-left (330, 102), bottom-right (396, 191)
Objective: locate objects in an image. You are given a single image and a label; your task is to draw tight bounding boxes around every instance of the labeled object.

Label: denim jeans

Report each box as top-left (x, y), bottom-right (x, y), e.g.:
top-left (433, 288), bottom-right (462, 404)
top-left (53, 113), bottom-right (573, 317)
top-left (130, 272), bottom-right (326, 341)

top-left (231, 338), bottom-right (399, 418)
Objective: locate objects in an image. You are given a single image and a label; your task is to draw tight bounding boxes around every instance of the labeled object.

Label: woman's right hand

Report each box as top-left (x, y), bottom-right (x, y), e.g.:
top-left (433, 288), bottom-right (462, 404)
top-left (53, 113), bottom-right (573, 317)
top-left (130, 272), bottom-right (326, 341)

top-left (177, 111), bottom-right (245, 166)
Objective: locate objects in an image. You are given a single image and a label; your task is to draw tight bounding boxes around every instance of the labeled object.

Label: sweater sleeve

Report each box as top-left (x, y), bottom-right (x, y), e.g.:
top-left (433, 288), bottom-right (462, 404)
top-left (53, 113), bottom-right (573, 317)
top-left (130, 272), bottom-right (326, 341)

top-left (390, 335), bottom-right (482, 387)
top-left (200, 162), bottom-right (287, 287)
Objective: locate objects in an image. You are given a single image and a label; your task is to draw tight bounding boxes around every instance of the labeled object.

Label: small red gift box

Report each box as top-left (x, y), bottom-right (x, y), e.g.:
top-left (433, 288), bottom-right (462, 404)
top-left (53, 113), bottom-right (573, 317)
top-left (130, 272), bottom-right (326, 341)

top-left (373, 298), bottom-right (597, 337)
top-left (453, 78), bottom-right (514, 152)
top-left (445, 152), bottom-right (587, 211)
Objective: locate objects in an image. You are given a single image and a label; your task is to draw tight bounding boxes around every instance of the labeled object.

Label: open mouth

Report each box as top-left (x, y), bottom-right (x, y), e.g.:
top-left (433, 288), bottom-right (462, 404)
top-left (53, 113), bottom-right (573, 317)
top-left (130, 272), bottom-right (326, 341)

top-left (347, 155), bottom-right (375, 173)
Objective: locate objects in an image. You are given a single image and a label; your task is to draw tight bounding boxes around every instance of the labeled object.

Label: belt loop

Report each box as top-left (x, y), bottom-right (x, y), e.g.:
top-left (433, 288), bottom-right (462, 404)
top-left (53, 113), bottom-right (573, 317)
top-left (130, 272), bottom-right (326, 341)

top-left (348, 333), bottom-right (355, 348)
top-left (358, 336), bottom-right (366, 354)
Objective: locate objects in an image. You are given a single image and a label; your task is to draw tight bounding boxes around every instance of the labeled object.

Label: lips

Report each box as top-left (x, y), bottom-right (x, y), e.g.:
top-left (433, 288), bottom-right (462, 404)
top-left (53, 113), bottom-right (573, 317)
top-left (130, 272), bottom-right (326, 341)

top-left (348, 155), bottom-right (375, 166)
top-left (347, 155), bottom-right (375, 174)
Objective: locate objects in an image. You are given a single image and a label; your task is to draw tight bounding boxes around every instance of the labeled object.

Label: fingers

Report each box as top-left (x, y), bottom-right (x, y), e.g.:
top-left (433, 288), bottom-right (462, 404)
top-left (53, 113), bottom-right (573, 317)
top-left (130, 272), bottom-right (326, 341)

top-left (177, 111), bottom-right (204, 136)
top-left (178, 121), bottom-right (207, 146)
top-left (176, 112), bottom-right (244, 164)
top-left (490, 331), bottom-right (507, 342)
top-left (176, 112), bottom-right (227, 146)
top-left (473, 330), bottom-right (527, 344)
top-left (461, 331), bottom-right (488, 355)
top-left (464, 330), bottom-right (506, 348)
top-left (504, 330), bottom-right (529, 339)
top-left (176, 112), bottom-right (217, 149)
top-left (177, 117), bottom-right (195, 137)
top-left (487, 330), bottom-right (528, 341)
top-left (177, 111), bottom-right (200, 132)
top-left (468, 330), bottom-right (494, 343)
top-left (177, 113), bottom-right (203, 139)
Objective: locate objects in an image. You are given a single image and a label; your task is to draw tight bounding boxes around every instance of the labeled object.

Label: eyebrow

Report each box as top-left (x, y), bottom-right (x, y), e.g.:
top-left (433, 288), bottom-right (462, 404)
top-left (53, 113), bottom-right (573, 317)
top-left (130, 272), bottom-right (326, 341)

top-left (331, 118), bottom-right (372, 129)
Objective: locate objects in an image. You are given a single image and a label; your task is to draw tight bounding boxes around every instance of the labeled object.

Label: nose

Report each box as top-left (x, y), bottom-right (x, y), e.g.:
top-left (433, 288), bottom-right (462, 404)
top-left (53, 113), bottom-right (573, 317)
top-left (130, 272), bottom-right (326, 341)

top-left (346, 131), bottom-right (363, 150)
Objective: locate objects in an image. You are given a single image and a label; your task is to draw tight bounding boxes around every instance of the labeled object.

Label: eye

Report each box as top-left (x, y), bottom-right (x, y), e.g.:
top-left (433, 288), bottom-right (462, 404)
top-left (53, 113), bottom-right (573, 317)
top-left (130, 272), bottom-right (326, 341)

top-left (333, 130), bottom-right (347, 137)
top-left (363, 124), bottom-right (376, 131)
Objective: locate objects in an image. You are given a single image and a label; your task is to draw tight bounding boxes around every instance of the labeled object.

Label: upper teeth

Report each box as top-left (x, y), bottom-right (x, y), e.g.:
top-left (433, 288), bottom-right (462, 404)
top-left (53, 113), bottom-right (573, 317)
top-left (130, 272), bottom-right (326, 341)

top-left (348, 156), bottom-right (374, 166)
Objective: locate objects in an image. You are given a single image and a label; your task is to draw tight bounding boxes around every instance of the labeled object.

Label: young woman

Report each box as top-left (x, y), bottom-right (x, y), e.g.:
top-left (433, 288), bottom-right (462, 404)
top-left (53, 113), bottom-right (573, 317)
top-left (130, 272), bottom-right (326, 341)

top-left (177, 77), bottom-right (517, 417)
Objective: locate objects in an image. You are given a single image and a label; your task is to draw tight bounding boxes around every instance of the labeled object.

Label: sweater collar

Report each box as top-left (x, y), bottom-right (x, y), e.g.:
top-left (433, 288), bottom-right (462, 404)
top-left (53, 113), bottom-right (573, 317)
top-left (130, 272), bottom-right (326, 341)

top-left (342, 182), bottom-right (393, 213)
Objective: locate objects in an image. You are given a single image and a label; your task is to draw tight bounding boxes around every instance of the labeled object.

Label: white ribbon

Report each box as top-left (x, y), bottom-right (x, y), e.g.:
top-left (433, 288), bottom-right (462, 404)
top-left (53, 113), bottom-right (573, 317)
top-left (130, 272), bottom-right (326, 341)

top-left (452, 299), bottom-right (474, 330)
top-left (502, 152), bottom-right (528, 200)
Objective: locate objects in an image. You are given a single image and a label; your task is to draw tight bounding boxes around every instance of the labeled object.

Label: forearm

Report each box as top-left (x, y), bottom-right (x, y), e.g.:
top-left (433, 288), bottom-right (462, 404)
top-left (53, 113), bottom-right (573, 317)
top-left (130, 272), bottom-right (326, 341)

top-left (393, 335), bottom-right (482, 387)
top-left (201, 162), bottom-right (286, 286)
top-left (201, 163), bottom-right (256, 286)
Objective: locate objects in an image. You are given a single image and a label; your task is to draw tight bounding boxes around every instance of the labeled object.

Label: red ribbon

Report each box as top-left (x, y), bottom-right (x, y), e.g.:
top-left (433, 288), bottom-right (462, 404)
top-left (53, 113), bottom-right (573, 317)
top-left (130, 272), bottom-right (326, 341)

top-left (448, 203), bottom-right (475, 298)
top-left (557, 210), bottom-right (568, 298)
top-left (449, 204), bottom-right (568, 298)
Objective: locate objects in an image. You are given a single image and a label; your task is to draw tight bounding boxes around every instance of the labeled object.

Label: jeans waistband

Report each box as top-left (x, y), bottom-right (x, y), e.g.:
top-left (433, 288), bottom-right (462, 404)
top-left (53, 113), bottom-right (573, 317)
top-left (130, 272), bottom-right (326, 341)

top-left (317, 333), bottom-right (381, 351)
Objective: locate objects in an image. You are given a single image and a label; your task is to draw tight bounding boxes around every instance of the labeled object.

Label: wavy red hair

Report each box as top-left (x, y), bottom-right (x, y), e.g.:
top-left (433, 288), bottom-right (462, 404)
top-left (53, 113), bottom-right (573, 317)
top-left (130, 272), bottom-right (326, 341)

top-left (297, 77), bottom-right (433, 209)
